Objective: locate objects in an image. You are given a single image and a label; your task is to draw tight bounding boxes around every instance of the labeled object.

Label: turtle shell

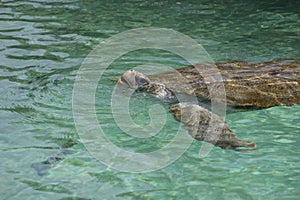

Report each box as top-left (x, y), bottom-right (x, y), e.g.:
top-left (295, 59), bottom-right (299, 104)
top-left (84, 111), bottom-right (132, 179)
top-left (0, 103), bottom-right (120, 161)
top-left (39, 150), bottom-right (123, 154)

top-left (149, 59), bottom-right (300, 107)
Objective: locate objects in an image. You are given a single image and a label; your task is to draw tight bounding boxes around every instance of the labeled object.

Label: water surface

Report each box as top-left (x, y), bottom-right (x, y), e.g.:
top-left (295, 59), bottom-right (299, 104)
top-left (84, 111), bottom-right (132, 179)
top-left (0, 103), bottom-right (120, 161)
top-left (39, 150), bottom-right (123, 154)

top-left (0, 0), bottom-right (299, 199)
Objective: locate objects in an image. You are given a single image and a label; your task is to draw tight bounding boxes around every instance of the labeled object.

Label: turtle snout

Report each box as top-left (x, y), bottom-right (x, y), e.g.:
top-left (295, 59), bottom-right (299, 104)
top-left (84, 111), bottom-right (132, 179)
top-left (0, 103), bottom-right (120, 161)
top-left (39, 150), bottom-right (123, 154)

top-left (117, 70), bottom-right (138, 89)
top-left (118, 69), bottom-right (150, 89)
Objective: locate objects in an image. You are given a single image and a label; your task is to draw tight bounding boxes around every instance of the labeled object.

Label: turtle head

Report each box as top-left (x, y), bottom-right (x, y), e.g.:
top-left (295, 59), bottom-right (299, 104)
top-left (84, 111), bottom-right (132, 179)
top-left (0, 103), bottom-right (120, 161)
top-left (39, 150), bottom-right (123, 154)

top-left (117, 69), bottom-right (150, 89)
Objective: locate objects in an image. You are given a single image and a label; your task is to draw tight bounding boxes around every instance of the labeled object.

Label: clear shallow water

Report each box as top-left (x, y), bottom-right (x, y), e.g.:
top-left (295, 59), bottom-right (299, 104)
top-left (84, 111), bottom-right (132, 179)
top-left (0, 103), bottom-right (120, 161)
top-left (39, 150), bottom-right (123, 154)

top-left (0, 0), bottom-right (299, 199)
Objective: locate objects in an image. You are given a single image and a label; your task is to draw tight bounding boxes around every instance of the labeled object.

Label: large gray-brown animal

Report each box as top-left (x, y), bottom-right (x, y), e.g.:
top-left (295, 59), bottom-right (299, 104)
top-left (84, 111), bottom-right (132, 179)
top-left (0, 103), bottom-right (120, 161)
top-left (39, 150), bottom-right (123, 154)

top-left (117, 59), bottom-right (300, 150)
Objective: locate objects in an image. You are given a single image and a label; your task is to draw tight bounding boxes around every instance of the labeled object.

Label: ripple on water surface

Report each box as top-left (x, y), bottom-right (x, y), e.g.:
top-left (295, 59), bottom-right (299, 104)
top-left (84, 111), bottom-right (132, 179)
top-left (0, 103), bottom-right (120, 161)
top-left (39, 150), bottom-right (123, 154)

top-left (0, 0), bottom-right (300, 199)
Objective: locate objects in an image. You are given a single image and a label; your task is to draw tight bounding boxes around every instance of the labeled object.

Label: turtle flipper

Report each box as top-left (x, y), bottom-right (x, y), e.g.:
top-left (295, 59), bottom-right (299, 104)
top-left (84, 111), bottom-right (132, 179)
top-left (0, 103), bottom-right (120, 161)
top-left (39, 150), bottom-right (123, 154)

top-left (170, 103), bottom-right (256, 150)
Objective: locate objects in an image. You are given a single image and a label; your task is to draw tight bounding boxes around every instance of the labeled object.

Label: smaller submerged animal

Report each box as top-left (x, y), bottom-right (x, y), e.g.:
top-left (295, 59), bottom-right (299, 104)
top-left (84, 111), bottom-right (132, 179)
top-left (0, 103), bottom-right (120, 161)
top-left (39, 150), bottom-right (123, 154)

top-left (118, 69), bottom-right (256, 150)
top-left (31, 139), bottom-right (78, 176)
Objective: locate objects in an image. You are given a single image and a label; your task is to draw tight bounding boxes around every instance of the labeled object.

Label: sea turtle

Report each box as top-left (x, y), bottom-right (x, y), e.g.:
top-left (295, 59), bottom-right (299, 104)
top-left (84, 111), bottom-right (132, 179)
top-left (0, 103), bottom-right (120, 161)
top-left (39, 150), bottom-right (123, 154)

top-left (32, 59), bottom-right (299, 175)
top-left (117, 59), bottom-right (300, 150)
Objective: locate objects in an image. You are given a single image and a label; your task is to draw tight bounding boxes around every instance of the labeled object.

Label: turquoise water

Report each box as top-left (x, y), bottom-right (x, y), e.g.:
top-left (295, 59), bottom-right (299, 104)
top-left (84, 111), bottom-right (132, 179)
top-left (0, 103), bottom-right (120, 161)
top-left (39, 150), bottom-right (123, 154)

top-left (1, 0), bottom-right (299, 199)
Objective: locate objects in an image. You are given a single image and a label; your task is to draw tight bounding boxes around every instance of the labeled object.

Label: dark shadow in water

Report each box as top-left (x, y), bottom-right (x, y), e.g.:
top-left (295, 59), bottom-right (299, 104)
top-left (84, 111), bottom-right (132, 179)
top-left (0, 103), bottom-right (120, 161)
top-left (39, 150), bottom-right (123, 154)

top-left (31, 139), bottom-right (78, 176)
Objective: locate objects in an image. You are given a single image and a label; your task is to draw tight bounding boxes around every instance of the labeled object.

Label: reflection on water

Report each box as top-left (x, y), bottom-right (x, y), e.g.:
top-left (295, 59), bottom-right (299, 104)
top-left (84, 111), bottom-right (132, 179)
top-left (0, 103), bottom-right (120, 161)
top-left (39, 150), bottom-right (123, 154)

top-left (0, 0), bottom-right (299, 199)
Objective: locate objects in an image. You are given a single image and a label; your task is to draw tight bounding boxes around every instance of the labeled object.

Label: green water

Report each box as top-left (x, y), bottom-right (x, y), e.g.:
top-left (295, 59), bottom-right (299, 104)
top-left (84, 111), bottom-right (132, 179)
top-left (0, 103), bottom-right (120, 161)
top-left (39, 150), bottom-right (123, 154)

top-left (1, 0), bottom-right (299, 199)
